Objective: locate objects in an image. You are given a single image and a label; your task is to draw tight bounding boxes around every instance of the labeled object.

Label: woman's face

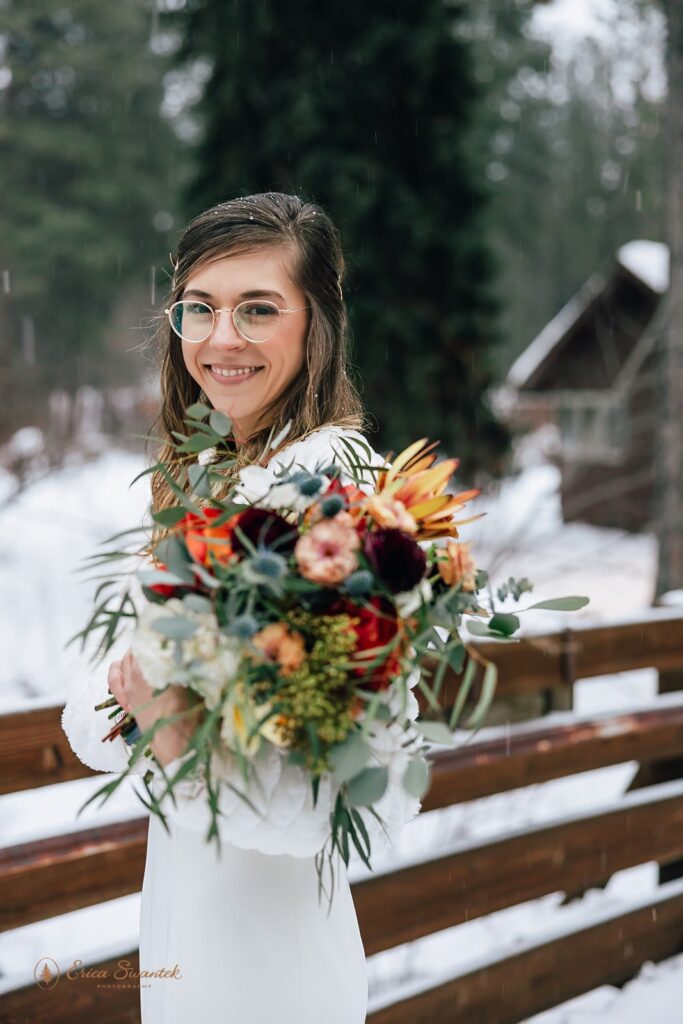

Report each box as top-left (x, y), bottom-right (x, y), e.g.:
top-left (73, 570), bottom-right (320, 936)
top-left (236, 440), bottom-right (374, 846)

top-left (179, 248), bottom-right (309, 442)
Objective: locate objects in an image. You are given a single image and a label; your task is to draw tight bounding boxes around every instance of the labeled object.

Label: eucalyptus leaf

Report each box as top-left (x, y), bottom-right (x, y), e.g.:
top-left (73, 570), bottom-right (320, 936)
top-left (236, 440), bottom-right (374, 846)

top-left (176, 434), bottom-right (219, 454)
top-left (466, 619), bottom-right (519, 642)
top-left (209, 409), bottom-right (232, 436)
top-left (346, 766), bottom-right (388, 807)
top-left (329, 730), bottom-right (372, 783)
top-left (402, 755), bottom-right (431, 800)
top-left (189, 561), bottom-right (222, 590)
top-left (138, 569), bottom-right (188, 587)
top-left (152, 506), bottom-right (188, 527)
top-left (463, 660), bottom-right (498, 730)
top-left (449, 654), bottom-right (477, 730)
top-left (417, 720), bottom-right (456, 746)
top-left (522, 596), bottom-right (590, 613)
top-left (185, 401), bottom-right (212, 420)
top-left (150, 616), bottom-right (199, 640)
top-left (488, 612), bottom-right (520, 636)
top-left (448, 643), bottom-right (466, 672)
top-left (188, 463), bottom-right (212, 498)
top-left (154, 536), bottom-right (196, 584)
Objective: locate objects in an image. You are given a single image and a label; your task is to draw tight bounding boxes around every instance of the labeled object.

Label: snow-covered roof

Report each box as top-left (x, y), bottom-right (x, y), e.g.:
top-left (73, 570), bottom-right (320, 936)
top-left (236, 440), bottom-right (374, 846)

top-left (507, 272), bottom-right (605, 390)
top-left (616, 239), bottom-right (669, 294)
top-left (508, 239), bottom-right (670, 391)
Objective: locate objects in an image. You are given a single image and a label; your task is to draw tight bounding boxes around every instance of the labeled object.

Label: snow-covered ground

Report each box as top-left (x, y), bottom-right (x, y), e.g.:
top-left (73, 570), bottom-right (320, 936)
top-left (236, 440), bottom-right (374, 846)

top-left (0, 437), bottom-right (679, 1020)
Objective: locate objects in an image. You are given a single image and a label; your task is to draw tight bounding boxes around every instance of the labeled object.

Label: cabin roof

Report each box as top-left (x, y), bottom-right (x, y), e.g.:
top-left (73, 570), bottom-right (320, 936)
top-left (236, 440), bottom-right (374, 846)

top-left (507, 239), bottom-right (669, 391)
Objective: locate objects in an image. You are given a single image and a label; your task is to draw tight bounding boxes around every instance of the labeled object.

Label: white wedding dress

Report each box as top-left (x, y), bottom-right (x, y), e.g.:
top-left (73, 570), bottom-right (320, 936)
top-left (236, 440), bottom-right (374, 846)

top-left (62, 426), bottom-right (423, 1024)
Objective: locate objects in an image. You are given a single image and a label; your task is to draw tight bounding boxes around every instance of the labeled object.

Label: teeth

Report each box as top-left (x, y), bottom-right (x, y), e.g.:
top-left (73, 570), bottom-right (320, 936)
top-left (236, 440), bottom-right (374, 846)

top-left (210, 366), bottom-right (260, 377)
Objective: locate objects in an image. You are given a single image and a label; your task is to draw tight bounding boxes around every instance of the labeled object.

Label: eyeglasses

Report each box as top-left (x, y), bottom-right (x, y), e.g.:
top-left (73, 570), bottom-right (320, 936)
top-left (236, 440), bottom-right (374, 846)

top-left (164, 299), bottom-right (310, 345)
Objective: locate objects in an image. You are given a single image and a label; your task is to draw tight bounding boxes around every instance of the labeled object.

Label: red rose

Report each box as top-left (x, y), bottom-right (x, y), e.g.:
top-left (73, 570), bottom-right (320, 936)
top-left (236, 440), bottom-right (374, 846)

top-left (337, 596), bottom-right (403, 691)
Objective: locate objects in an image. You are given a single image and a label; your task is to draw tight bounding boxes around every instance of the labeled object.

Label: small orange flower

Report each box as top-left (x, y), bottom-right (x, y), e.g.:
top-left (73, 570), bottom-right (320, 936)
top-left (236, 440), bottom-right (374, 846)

top-left (437, 540), bottom-right (477, 591)
top-left (304, 480), bottom-right (368, 526)
top-left (294, 513), bottom-right (360, 585)
top-left (176, 508), bottom-right (236, 567)
top-left (252, 622), bottom-right (306, 675)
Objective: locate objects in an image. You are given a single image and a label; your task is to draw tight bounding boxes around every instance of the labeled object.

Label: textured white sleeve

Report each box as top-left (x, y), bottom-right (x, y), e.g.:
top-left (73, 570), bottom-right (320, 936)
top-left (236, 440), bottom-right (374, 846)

top-left (351, 668), bottom-right (423, 856)
top-left (60, 571), bottom-right (157, 778)
top-left (143, 743), bottom-right (334, 857)
top-left (61, 629), bottom-right (137, 773)
top-left (270, 426), bottom-right (387, 494)
top-left (142, 672), bottom-right (423, 860)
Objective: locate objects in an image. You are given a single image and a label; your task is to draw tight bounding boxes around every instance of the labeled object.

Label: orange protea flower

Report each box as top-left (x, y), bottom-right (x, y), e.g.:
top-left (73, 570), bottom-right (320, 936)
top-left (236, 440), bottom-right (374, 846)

top-left (365, 493), bottom-right (417, 534)
top-left (252, 622), bottom-right (306, 675)
top-left (377, 438), bottom-right (484, 540)
top-left (437, 540), bottom-right (478, 591)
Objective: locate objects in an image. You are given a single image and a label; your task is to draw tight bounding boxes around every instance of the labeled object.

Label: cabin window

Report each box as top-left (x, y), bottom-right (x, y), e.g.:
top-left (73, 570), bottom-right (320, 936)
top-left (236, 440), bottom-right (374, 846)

top-left (555, 395), bottom-right (627, 463)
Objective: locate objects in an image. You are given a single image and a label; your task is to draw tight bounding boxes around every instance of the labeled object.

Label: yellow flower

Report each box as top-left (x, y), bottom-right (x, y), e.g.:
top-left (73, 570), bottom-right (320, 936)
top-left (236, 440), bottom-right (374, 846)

top-left (256, 699), bottom-right (294, 748)
top-left (220, 681), bottom-right (262, 756)
top-left (378, 438), bottom-right (484, 540)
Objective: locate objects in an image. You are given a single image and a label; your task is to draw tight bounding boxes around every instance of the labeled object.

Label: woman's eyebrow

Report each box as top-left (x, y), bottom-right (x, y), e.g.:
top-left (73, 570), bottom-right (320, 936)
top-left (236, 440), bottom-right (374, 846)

top-left (180, 287), bottom-right (286, 301)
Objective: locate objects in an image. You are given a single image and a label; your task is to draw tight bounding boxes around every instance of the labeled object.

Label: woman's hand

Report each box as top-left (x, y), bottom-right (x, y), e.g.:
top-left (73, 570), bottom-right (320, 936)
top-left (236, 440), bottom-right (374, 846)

top-left (107, 650), bottom-right (196, 767)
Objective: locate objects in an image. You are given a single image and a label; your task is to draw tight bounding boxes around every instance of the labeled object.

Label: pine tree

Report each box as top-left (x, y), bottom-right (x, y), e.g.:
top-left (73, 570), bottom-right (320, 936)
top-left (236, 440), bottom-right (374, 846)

top-left (0, 1), bottom-right (181, 417)
top-left (168, 0), bottom-right (511, 479)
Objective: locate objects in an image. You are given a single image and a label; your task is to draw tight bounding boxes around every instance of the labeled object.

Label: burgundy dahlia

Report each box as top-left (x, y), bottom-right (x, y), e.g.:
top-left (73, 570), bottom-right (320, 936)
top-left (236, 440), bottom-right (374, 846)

top-left (363, 527), bottom-right (427, 594)
top-left (231, 507), bottom-right (298, 555)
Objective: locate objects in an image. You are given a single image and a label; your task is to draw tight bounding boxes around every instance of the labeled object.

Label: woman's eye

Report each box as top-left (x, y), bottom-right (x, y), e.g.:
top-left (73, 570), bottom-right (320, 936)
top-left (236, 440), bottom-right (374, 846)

top-left (243, 303), bottom-right (277, 318)
top-left (186, 302), bottom-right (212, 316)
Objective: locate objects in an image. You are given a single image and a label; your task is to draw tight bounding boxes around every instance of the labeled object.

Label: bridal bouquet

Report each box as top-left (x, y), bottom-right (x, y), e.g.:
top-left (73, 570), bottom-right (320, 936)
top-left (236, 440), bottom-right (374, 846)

top-left (70, 403), bottom-right (588, 906)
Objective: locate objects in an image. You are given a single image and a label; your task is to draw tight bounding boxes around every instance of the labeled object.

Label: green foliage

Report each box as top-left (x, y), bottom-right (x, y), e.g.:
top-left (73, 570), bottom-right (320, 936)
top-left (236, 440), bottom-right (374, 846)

top-left (0, 0), bottom-right (182, 407)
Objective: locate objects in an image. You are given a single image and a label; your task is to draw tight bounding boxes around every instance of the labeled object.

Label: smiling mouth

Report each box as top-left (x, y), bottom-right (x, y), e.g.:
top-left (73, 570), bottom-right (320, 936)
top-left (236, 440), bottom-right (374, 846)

top-left (205, 364), bottom-right (264, 381)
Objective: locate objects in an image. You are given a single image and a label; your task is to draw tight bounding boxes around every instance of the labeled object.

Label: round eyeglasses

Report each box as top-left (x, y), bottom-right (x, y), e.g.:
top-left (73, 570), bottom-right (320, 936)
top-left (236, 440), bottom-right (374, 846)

top-left (164, 298), bottom-right (310, 345)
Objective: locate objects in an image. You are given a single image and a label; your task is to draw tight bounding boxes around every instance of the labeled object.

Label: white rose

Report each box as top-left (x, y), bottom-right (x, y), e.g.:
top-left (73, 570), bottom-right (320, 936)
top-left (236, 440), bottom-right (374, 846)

top-left (394, 578), bottom-right (433, 618)
top-left (233, 464), bottom-right (328, 513)
top-left (131, 600), bottom-right (183, 690)
top-left (189, 640), bottom-right (241, 710)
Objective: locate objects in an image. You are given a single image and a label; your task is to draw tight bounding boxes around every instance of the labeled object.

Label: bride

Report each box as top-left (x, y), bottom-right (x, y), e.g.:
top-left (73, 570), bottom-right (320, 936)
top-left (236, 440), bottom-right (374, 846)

top-left (62, 192), bottom-right (418, 1022)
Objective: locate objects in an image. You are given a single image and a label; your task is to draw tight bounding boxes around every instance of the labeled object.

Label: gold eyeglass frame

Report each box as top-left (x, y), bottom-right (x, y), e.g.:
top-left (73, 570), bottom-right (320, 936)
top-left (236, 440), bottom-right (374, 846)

top-left (164, 298), bottom-right (310, 344)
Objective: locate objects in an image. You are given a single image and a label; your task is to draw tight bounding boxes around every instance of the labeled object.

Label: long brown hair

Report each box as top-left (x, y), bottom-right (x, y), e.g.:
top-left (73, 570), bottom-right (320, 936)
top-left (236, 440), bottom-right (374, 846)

top-left (144, 192), bottom-right (367, 533)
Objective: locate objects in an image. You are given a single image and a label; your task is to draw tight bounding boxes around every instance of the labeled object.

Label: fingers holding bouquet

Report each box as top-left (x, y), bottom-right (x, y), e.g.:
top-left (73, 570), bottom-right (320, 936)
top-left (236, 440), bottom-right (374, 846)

top-left (107, 657), bottom-right (132, 714)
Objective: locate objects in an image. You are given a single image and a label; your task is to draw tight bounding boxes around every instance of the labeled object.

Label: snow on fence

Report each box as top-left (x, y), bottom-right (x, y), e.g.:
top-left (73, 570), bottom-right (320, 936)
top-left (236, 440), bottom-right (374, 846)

top-left (1, 608), bottom-right (683, 1022)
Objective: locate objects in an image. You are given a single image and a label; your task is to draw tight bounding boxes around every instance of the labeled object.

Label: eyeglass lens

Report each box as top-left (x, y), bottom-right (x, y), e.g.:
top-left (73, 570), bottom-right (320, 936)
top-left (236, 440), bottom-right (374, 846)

top-left (170, 300), bottom-right (282, 343)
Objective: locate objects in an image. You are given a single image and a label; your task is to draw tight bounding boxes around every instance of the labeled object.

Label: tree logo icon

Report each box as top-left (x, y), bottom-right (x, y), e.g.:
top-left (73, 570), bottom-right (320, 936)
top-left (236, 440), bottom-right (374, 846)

top-left (34, 957), bottom-right (60, 990)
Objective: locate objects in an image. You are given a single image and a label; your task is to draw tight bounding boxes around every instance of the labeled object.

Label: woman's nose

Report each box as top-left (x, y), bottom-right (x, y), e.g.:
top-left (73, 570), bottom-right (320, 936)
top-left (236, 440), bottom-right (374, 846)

top-left (211, 309), bottom-right (248, 348)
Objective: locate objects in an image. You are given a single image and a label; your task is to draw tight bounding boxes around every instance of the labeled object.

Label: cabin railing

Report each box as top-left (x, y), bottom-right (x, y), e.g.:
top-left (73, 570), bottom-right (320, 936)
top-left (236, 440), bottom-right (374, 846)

top-left (1, 607), bottom-right (683, 1023)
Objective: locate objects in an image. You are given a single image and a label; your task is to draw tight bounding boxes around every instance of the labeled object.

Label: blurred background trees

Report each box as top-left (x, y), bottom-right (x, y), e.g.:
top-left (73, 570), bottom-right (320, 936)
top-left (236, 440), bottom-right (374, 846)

top-left (172, 0), bottom-right (511, 478)
top-left (0, 0), bottom-right (667, 482)
top-left (0, 0), bottom-right (182, 446)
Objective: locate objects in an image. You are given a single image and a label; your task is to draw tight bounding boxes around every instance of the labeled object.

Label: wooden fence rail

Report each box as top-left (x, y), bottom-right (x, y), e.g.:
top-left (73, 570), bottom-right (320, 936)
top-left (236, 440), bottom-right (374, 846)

top-left (1, 608), bottom-right (683, 1022)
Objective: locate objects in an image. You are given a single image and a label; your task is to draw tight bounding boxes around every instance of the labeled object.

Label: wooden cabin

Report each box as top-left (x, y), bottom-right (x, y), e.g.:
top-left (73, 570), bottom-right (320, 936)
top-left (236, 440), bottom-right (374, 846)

top-left (505, 239), bottom-right (669, 533)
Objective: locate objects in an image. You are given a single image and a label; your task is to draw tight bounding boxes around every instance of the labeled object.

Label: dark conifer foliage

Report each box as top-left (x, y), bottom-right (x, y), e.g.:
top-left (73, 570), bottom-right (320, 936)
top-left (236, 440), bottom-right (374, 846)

top-left (171, 0), bottom-right (512, 479)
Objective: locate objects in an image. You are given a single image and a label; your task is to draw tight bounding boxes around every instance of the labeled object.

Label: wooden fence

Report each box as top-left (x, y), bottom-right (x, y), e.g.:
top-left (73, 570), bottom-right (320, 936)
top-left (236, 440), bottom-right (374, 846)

top-left (1, 607), bottom-right (683, 1023)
